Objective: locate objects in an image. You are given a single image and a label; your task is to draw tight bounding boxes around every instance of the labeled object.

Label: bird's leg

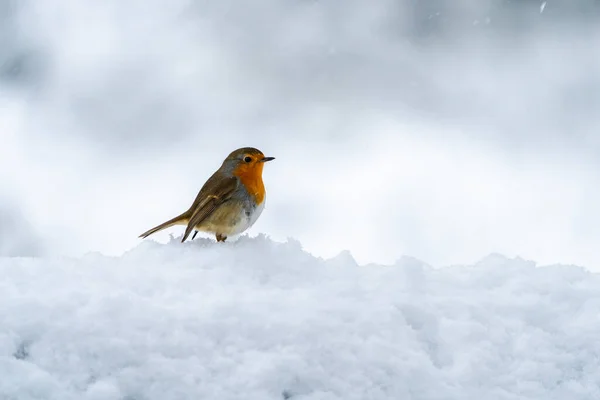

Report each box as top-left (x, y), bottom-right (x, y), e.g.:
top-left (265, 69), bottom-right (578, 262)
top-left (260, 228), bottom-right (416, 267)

top-left (191, 230), bottom-right (199, 240)
top-left (216, 234), bottom-right (227, 242)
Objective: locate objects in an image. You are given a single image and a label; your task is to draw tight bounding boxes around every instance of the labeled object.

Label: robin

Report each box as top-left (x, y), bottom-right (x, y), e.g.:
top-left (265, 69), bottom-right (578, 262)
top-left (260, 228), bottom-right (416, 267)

top-left (138, 147), bottom-right (275, 243)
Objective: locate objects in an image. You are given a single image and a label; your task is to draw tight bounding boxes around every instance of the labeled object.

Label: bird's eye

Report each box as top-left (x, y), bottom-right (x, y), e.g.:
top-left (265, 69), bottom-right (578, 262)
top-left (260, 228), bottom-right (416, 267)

top-left (244, 156), bottom-right (252, 163)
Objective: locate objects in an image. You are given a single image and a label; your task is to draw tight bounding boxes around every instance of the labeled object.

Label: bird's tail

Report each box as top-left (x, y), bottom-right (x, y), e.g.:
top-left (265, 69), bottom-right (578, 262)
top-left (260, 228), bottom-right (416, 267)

top-left (138, 212), bottom-right (190, 239)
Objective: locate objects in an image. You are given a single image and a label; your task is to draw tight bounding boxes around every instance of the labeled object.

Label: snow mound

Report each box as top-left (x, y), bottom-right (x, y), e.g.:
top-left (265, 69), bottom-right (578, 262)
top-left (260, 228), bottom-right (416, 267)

top-left (1, 235), bottom-right (599, 399)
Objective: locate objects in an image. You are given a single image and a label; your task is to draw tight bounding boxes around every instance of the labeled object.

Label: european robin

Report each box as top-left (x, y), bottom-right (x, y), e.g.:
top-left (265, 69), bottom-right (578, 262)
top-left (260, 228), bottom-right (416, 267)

top-left (139, 147), bottom-right (275, 243)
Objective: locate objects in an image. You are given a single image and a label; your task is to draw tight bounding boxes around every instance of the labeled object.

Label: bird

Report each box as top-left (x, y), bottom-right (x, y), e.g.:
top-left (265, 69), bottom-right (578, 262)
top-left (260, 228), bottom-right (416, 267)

top-left (138, 147), bottom-right (275, 243)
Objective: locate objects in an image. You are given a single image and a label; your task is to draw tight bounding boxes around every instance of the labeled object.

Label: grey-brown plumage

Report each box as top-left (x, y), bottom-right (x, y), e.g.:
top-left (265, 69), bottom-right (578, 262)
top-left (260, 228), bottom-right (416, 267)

top-left (138, 147), bottom-right (274, 243)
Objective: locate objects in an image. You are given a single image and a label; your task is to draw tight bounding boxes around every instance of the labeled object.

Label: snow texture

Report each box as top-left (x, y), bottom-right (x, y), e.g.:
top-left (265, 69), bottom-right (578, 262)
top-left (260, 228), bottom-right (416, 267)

top-left (1, 235), bottom-right (599, 400)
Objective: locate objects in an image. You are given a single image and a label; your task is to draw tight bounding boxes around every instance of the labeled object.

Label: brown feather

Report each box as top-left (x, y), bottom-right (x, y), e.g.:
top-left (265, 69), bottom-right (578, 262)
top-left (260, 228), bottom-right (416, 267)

top-left (138, 211), bottom-right (191, 238)
top-left (139, 147), bottom-right (274, 243)
top-left (180, 176), bottom-right (239, 242)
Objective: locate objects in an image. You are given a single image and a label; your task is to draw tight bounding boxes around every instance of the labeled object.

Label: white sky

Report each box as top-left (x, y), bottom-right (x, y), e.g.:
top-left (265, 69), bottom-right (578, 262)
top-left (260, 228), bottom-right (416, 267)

top-left (1, 0), bottom-right (599, 269)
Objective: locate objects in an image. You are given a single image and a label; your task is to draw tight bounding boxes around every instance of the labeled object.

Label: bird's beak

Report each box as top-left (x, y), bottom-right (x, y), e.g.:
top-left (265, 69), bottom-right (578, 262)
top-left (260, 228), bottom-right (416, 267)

top-left (260, 156), bottom-right (275, 162)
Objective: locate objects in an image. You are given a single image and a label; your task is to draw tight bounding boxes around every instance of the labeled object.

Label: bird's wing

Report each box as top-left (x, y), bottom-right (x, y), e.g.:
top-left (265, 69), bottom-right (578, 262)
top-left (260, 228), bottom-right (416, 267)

top-left (180, 175), bottom-right (239, 242)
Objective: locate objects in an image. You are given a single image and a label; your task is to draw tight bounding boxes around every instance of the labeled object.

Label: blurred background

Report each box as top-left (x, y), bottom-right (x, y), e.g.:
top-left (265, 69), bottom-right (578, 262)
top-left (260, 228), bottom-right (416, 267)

top-left (1, 0), bottom-right (599, 269)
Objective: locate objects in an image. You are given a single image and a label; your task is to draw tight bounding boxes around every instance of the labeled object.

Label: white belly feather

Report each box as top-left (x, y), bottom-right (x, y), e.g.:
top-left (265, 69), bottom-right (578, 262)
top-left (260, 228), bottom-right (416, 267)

top-left (197, 197), bottom-right (266, 236)
top-left (230, 199), bottom-right (265, 235)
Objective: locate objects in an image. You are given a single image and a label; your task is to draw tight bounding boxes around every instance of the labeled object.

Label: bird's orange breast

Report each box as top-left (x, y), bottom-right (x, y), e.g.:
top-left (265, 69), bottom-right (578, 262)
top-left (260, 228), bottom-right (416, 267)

top-left (233, 162), bottom-right (266, 204)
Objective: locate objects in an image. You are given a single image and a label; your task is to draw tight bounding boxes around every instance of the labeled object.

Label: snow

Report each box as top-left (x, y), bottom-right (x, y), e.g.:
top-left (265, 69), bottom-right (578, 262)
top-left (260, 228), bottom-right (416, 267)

top-left (1, 235), bottom-right (600, 399)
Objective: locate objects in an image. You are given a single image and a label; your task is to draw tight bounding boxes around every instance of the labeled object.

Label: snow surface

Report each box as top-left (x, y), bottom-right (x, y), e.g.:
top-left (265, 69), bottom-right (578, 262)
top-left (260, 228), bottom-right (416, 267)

top-left (1, 235), bottom-right (600, 400)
